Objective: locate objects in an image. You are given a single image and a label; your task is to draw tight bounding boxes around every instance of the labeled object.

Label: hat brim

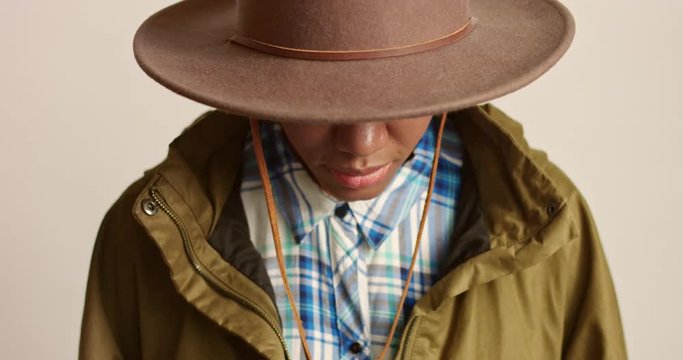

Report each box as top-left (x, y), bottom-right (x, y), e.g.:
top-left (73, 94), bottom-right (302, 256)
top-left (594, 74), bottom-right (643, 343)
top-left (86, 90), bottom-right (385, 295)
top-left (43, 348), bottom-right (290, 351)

top-left (134, 0), bottom-right (574, 123)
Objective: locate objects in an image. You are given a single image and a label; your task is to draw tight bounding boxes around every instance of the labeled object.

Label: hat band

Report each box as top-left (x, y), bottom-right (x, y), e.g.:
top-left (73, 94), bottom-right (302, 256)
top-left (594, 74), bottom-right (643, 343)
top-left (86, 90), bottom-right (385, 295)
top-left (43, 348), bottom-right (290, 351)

top-left (229, 17), bottom-right (475, 61)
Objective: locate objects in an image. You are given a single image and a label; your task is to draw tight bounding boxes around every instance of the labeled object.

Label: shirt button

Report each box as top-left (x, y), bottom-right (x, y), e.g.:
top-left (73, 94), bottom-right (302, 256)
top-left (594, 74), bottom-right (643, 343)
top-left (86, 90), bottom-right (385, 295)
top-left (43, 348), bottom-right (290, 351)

top-left (349, 341), bottom-right (363, 354)
top-left (334, 203), bottom-right (350, 218)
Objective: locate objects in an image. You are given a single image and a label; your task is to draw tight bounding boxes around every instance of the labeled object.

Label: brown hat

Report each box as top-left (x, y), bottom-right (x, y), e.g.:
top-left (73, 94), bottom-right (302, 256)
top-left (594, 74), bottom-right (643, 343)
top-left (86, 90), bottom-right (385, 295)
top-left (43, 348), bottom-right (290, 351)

top-left (133, 0), bottom-right (575, 123)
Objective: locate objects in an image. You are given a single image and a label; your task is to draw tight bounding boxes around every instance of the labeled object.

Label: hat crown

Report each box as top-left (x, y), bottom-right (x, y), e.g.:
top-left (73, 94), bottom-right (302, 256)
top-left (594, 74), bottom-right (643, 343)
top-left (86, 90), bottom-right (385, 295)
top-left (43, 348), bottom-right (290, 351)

top-left (235, 0), bottom-right (470, 51)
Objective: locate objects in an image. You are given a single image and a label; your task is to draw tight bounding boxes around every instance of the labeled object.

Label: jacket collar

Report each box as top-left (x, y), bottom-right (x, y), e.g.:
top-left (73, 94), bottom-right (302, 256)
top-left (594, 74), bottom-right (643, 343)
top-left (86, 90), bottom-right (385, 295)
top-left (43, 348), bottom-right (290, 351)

top-left (132, 103), bottom-right (578, 331)
top-left (410, 104), bottom-right (579, 314)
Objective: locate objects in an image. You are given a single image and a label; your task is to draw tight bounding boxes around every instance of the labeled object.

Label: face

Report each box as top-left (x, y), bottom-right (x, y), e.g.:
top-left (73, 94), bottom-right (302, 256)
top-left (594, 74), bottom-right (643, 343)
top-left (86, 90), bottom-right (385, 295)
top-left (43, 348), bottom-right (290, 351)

top-left (279, 116), bottom-right (432, 201)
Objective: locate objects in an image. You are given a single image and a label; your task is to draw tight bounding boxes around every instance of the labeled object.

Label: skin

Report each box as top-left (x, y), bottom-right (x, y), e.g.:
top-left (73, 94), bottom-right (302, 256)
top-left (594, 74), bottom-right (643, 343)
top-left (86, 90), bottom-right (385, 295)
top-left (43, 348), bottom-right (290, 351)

top-left (280, 115), bottom-right (433, 201)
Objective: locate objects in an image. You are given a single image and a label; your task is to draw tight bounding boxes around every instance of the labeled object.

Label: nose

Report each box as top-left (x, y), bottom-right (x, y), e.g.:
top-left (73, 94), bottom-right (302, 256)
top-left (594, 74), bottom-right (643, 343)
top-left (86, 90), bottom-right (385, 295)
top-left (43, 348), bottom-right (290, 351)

top-left (333, 122), bottom-right (389, 157)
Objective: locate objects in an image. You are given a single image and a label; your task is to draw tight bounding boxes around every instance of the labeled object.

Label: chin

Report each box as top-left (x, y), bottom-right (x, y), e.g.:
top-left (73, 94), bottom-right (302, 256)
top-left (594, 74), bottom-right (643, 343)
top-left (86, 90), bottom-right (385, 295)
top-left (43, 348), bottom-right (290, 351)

top-left (333, 191), bottom-right (380, 202)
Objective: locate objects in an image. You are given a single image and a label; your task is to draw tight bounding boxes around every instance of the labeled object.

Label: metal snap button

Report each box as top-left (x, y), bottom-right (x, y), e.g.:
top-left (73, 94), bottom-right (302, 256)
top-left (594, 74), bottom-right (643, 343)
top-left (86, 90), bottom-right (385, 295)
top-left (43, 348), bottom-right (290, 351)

top-left (546, 201), bottom-right (558, 216)
top-left (142, 199), bottom-right (158, 216)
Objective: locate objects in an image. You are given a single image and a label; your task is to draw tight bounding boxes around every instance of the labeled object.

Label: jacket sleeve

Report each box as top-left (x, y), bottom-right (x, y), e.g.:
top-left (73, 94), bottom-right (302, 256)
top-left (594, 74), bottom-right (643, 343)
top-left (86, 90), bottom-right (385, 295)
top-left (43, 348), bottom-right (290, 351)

top-left (79, 177), bottom-right (149, 359)
top-left (527, 145), bottom-right (627, 359)
top-left (561, 191), bottom-right (628, 360)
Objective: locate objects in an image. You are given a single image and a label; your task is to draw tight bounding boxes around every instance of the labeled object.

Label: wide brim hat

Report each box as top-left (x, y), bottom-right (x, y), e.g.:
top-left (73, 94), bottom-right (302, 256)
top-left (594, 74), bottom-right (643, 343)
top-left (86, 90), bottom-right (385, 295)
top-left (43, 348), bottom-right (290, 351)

top-left (133, 0), bottom-right (575, 123)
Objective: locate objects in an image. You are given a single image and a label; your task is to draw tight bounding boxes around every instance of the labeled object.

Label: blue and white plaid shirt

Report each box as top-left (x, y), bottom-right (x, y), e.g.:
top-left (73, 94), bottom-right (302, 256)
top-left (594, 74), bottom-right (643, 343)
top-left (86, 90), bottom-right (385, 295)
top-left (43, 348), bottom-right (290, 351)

top-left (240, 116), bottom-right (463, 359)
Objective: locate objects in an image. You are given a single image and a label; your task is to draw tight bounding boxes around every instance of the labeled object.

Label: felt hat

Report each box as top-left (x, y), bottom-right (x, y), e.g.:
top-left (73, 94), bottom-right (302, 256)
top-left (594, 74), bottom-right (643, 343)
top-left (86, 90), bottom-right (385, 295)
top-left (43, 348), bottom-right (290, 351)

top-left (133, 0), bottom-right (575, 123)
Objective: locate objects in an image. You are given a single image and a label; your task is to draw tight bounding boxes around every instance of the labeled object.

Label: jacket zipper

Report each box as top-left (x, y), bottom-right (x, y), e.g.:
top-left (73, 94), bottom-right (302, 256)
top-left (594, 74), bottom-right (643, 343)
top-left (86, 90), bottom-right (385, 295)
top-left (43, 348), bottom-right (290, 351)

top-left (400, 316), bottom-right (419, 360)
top-left (149, 186), bottom-right (291, 360)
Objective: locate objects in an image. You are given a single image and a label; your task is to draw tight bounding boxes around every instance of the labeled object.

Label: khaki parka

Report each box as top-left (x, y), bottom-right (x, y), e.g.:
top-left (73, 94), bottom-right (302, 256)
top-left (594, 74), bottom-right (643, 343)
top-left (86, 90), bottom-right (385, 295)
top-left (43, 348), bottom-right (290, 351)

top-left (79, 104), bottom-right (628, 359)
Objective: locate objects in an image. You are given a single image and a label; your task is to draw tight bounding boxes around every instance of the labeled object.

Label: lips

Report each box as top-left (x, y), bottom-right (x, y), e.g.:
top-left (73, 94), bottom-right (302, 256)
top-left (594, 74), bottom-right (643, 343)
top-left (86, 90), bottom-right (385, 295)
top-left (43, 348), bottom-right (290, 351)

top-left (329, 163), bottom-right (392, 189)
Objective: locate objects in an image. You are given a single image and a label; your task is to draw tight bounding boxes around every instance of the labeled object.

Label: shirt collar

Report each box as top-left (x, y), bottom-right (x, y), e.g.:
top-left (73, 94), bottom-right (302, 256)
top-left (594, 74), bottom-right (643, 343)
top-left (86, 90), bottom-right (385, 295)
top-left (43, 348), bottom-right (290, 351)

top-left (241, 115), bottom-right (452, 249)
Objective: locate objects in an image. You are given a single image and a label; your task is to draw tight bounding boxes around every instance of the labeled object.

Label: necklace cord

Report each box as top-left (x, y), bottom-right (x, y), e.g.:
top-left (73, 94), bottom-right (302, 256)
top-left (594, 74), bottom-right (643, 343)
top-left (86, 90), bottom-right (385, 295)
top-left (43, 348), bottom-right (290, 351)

top-left (250, 118), bottom-right (314, 360)
top-left (376, 112), bottom-right (446, 360)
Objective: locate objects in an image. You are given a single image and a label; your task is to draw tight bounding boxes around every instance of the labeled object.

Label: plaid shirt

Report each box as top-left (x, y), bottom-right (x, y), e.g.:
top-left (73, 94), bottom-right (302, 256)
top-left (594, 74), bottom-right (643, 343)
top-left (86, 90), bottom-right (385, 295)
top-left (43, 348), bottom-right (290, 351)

top-left (240, 116), bottom-right (463, 359)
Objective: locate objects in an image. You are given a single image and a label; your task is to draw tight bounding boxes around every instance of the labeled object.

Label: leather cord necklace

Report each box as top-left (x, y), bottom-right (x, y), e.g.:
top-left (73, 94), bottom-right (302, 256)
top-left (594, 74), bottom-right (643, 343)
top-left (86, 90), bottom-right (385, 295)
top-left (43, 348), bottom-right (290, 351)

top-left (249, 112), bottom-right (447, 360)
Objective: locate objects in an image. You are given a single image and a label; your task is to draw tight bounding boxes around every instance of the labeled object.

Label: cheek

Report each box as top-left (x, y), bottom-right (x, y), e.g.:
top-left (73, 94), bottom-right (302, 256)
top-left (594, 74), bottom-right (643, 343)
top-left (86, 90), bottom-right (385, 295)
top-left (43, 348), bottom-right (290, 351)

top-left (280, 124), bottom-right (332, 164)
top-left (390, 118), bottom-right (432, 150)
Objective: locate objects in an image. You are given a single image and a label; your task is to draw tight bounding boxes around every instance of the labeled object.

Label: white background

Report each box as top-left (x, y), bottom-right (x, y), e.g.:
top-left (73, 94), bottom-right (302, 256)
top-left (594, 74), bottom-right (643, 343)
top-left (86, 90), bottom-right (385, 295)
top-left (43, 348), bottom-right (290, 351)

top-left (1, 0), bottom-right (681, 358)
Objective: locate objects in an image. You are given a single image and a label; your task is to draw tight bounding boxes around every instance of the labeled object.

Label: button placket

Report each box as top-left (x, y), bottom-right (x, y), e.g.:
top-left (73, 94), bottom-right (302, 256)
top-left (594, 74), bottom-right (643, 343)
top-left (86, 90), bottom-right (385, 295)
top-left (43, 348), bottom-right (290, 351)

top-left (329, 210), bottom-right (367, 360)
